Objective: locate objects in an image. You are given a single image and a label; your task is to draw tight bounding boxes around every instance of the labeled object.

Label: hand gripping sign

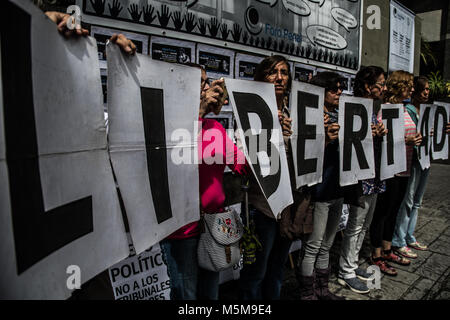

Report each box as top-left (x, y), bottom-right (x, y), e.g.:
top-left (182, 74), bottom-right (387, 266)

top-left (225, 78), bottom-right (293, 218)
top-left (106, 45), bottom-right (200, 254)
top-left (0, 0), bottom-right (128, 299)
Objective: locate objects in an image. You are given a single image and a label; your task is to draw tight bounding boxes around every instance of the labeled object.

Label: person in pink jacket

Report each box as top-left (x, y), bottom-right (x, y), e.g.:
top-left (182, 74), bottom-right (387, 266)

top-left (160, 64), bottom-right (248, 300)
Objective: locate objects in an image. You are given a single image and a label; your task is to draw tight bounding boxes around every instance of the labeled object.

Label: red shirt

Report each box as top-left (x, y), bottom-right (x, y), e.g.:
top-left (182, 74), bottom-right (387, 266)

top-left (167, 118), bottom-right (248, 239)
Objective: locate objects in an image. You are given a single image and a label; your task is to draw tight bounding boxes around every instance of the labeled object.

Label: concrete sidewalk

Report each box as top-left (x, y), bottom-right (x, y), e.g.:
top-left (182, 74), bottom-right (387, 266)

top-left (280, 163), bottom-right (450, 300)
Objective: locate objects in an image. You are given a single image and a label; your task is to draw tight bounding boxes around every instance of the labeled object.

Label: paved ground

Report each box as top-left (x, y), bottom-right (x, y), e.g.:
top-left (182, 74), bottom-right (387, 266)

top-left (220, 163), bottom-right (450, 300)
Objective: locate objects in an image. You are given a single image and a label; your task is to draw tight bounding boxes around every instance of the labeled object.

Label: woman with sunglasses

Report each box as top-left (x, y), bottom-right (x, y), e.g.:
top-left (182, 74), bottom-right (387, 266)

top-left (296, 71), bottom-right (345, 300)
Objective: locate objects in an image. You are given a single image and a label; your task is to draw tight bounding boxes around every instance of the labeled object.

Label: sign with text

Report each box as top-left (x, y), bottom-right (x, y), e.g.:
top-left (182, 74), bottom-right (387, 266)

top-left (431, 102), bottom-right (450, 160)
top-left (417, 104), bottom-right (433, 170)
top-left (106, 46), bottom-right (200, 254)
top-left (380, 104), bottom-right (406, 181)
top-left (0, 0), bottom-right (128, 299)
top-left (339, 96), bottom-right (375, 186)
top-left (389, 0), bottom-right (415, 73)
top-left (290, 81), bottom-right (325, 188)
top-left (225, 78), bottom-right (293, 217)
top-left (109, 244), bottom-right (171, 300)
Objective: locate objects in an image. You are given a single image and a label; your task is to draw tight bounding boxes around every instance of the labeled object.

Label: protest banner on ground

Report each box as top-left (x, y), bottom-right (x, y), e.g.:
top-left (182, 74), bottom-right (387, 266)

top-left (290, 81), bottom-right (325, 188)
top-left (106, 45), bottom-right (201, 254)
top-left (225, 78), bottom-right (293, 218)
top-left (109, 244), bottom-right (171, 300)
top-left (339, 96), bottom-right (375, 186)
top-left (0, 0), bottom-right (129, 299)
top-left (380, 104), bottom-right (407, 181)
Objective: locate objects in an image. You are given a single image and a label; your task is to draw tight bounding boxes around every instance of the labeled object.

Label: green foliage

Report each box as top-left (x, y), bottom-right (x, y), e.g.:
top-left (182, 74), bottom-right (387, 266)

top-left (427, 71), bottom-right (450, 100)
top-left (420, 41), bottom-right (437, 67)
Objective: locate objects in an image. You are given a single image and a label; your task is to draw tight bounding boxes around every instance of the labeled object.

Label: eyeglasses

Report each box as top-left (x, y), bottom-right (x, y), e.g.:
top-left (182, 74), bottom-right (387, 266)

top-left (327, 85), bottom-right (343, 93)
top-left (266, 69), bottom-right (289, 80)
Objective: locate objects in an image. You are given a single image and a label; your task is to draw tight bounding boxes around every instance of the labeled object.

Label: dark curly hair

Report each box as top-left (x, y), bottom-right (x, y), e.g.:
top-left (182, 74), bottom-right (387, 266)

top-left (353, 65), bottom-right (385, 98)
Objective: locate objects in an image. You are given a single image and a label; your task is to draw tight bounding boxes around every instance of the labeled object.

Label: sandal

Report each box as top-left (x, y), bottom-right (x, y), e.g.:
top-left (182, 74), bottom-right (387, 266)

top-left (394, 246), bottom-right (418, 259)
top-left (383, 251), bottom-right (411, 266)
top-left (408, 241), bottom-right (428, 251)
top-left (370, 257), bottom-right (397, 276)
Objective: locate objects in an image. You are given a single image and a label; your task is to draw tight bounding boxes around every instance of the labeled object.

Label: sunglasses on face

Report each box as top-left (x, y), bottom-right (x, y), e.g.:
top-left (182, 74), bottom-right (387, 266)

top-left (327, 85), bottom-right (343, 93)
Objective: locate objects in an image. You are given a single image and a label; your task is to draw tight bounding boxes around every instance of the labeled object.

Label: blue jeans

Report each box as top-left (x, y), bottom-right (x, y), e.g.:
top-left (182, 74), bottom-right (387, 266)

top-left (197, 267), bottom-right (220, 300)
top-left (392, 161), bottom-right (430, 247)
top-left (160, 237), bottom-right (198, 300)
top-left (238, 208), bottom-right (292, 300)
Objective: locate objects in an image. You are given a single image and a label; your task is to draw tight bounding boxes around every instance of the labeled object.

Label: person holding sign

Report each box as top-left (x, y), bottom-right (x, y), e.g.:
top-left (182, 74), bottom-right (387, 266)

top-left (238, 55), bottom-right (297, 300)
top-left (160, 64), bottom-right (248, 300)
top-left (370, 71), bottom-right (420, 276)
top-left (392, 76), bottom-right (431, 257)
top-left (34, 2), bottom-right (139, 300)
top-left (296, 72), bottom-right (345, 300)
top-left (337, 66), bottom-right (388, 294)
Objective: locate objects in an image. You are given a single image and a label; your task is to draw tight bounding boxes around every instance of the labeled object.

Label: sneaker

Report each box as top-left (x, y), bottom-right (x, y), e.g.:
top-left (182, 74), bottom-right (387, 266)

top-left (408, 241), bottom-right (428, 251)
top-left (370, 257), bottom-right (397, 276)
top-left (383, 251), bottom-right (411, 266)
top-left (394, 246), bottom-right (418, 259)
top-left (355, 268), bottom-right (373, 281)
top-left (338, 277), bottom-right (370, 294)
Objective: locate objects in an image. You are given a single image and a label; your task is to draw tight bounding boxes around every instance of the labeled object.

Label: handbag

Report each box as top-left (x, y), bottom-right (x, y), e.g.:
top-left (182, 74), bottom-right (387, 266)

top-left (280, 190), bottom-right (315, 240)
top-left (197, 209), bottom-right (243, 272)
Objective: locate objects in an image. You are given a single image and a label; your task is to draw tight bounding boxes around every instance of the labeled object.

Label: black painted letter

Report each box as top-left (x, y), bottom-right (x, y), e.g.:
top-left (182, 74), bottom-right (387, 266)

top-left (1, 2), bottom-right (93, 274)
top-left (140, 87), bottom-right (173, 224)
top-left (296, 91), bottom-right (318, 176)
top-left (433, 106), bottom-right (447, 153)
top-left (382, 108), bottom-right (399, 165)
top-left (418, 106), bottom-right (431, 159)
top-left (343, 103), bottom-right (369, 171)
top-left (233, 92), bottom-right (281, 198)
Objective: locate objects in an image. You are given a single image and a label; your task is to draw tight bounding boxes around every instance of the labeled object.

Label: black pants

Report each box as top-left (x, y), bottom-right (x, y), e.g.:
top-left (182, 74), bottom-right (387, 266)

top-left (370, 176), bottom-right (409, 248)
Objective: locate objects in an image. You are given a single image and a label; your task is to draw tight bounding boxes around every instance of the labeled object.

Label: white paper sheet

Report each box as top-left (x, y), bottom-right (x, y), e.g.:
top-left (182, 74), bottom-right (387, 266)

top-left (339, 96), bottom-right (375, 186)
top-left (225, 78), bottom-right (293, 218)
top-left (431, 102), bottom-right (450, 160)
top-left (0, 0), bottom-right (128, 299)
top-left (380, 104), bottom-right (407, 181)
top-left (107, 45), bottom-right (200, 254)
top-left (290, 81), bottom-right (325, 188)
